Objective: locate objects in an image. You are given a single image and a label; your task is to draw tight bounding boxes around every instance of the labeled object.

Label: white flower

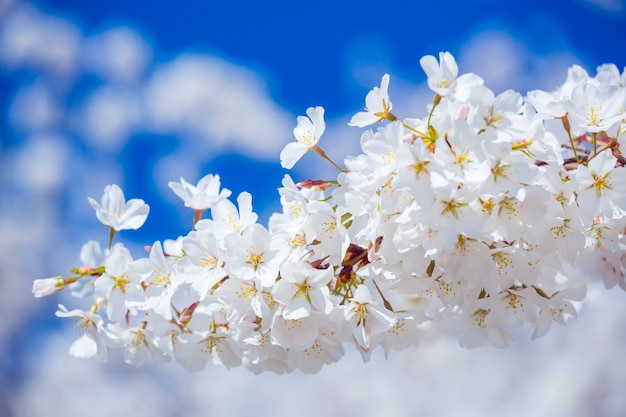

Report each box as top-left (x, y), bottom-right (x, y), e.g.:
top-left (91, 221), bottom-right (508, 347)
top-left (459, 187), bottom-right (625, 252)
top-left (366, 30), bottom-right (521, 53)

top-left (342, 284), bottom-right (395, 349)
top-left (526, 89), bottom-right (567, 118)
top-left (32, 276), bottom-right (64, 297)
top-left (562, 82), bottom-right (625, 135)
top-left (241, 329), bottom-right (290, 374)
top-left (420, 51), bottom-right (484, 101)
top-left (174, 304), bottom-right (242, 371)
top-left (168, 174), bottom-right (231, 211)
top-left (457, 307), bottom-right (514, 349)
top-left (178, 228), bottom-right (227, 299)
top-left (198, 192), bottom-right (258, 238)
top-left (94, 244), bottom-right (143, 322)
top-left (272, 262), bottom-right (334, 319)
top-left (289, 329), bottom-right (344, 374)
top-left (268, 175), bottom-right (312, 246)
top-left (33, 52), bottom-right (626, 375)
top-left (420, 51), bottom-right (458, 96)
top-left (88, 184), bottom-right (149, 231)
top-left (133, 241), bottom-right (177, 319)
top-left (107, 322), bottom-right (170, 368)
top-left (302, 200), bottom-right (349, 265)
top-left (269, 312), bottom-right (321, 350)
top-left (280, 106), bottom-right (325, 169)
top-left (225, 223), bottom-right (286, 287)
top-left (573, 149), bottom-right (626, 219)
top-left (349, 74), bottom-right (393, 127)
top-left (56, 304), bottom-right (108, 362)
top-left (214, 276), bottom-right (272, 322)
top-left (531, 285), bottom-right (586, 339)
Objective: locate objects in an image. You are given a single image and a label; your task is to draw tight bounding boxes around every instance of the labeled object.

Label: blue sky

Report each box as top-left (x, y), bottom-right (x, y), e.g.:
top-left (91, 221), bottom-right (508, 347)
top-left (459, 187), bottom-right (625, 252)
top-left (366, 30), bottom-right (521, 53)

top-left (1, 0), bottom-right (626, 416)
top-left (37, 0), bottom-right (625, 111)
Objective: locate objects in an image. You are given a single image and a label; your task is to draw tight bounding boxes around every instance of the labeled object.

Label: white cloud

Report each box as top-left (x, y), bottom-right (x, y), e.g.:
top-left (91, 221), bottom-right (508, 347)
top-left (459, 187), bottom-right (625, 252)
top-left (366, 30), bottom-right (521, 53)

top-left (143, 54), bottom-right (293, 160)
top-left (82, 26), bottom-right (153, 84)
top-left (8, 82), bottom-right (63, 131)
top-left (0, 0), bottom-right (15, 18)
top-left (12, 285), bottom-right (626, 417)
top-left (10, 134), bottom-right (71, 192)
top-left (0, 134), bottom-right (70, 341)
top-left (458, 31), bottom-right (527, 93)
top-left (2, 4), bottom-right (295, 162)
top-left (77, 86), bottom-right (143, 151)
top-left (4, 4), bottom-right (626, 417)
top-left (11, 335), bottom-right (179, 417)
top-left (0, 3), bottom-right (81, 76)
top-left (151, 151), bottom-right (202, 205)
top-left (457, 30), bottom-right (582, 94)
top-left (579, 0), bottom-right (624, 11)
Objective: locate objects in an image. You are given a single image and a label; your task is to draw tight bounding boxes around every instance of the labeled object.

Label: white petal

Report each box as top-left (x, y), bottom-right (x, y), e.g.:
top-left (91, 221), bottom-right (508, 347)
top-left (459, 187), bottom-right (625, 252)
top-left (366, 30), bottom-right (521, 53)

top-left (280, 142), bottom-right (307, 169)
top-left (68, 334), bottom-right (98, 359)
top-left (348, 111), bottom-right (379, 127)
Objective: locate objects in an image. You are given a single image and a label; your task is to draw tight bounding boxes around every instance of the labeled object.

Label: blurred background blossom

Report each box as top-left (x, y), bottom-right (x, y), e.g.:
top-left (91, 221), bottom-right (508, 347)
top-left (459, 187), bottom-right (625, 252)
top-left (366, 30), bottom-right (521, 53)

top-left (1, 0), bottom-right (625, 416)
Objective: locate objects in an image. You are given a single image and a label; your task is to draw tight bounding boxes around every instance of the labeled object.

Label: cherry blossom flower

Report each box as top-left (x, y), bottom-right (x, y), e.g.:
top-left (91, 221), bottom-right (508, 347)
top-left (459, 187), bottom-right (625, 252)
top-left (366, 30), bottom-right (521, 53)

top-left (420, 51), bottom-right (483, 100)
top-left (531, 285), bottom-right (586, 339)
top-left (289, 329), bottom-right (344, 374)
top-left (342, 285), bottom-right (395, 349)
top-left (107, 322), bottom-right (170, 367)
top-left (272, 262), bottom-right (334, 319)
top-left (199, 191), bottom-right (258, 238)
top-left (174, 303), bottom-right (243, 371)
top-left (420, 51), bottom-right (458, 97)
top-left (177, 228), bottom-right (227, 299)
top-left (32, 276), bottom-right (64, 297)
top-left (94, 244), bottom-right (144, 322)
top-left (573, 149), bottom-right (626, 219)
top-left (349, 74), bottom-right (394, 127)
top-left (225, 223), bottom-right (287, 287)
top-left (88, 184), bottom-right (149, 231)
top-left (168, 174), bottom-right (231, 211)
top-left (214, 276), bottom-right (272, 322)
top-left (241, 329), bottom-right (290, 375)
top-left (280, 106), bottom-right (326, 169)
top-left (56, 304), bottom-right (109, 362)
top-left (34, 52), bottom-right (626, 375)
top-left (132, 240), bottom-right (178, 319)
top-left (270, 312), bottom-right (322, 350)
top-left (563, 82), bottom-right (625, 135)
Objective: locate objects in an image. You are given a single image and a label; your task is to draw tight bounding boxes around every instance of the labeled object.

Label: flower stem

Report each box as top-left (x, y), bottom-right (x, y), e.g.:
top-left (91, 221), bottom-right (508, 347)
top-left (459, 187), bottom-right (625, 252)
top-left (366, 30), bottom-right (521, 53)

top-left (592, 132), bottom-right (598, 156)
top-left (312, 145), bottom-right (345, 172)
top-left (108, 227), bottom-right (115, 249)
top-left (427, 93), bottom-right (441, 126)
top-left (193, 209), bottom-right (203, 229)
top-left (402, 122), bottom-right (428, 137)
top-left (372, 279), bottom-right (395, 312)
top-left (561, 115), bottom-right (581, 164)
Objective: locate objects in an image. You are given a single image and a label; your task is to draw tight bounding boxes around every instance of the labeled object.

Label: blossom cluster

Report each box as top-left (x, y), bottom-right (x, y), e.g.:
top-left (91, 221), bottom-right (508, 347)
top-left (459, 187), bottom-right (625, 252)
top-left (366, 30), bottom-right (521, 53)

top-left (33, 52), bottom-right (626, 374)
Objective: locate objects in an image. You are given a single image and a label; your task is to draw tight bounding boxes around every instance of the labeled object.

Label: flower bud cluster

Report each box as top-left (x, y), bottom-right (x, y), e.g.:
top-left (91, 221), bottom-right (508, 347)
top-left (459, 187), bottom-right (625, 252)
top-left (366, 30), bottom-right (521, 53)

top-left (33, 52), bottom-right (626, 374)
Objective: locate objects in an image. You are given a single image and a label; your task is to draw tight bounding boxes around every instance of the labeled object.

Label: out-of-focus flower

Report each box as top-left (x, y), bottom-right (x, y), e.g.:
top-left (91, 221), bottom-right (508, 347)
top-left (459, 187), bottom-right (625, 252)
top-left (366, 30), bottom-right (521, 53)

top-left (55, 304), bottom-right (108, 362)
